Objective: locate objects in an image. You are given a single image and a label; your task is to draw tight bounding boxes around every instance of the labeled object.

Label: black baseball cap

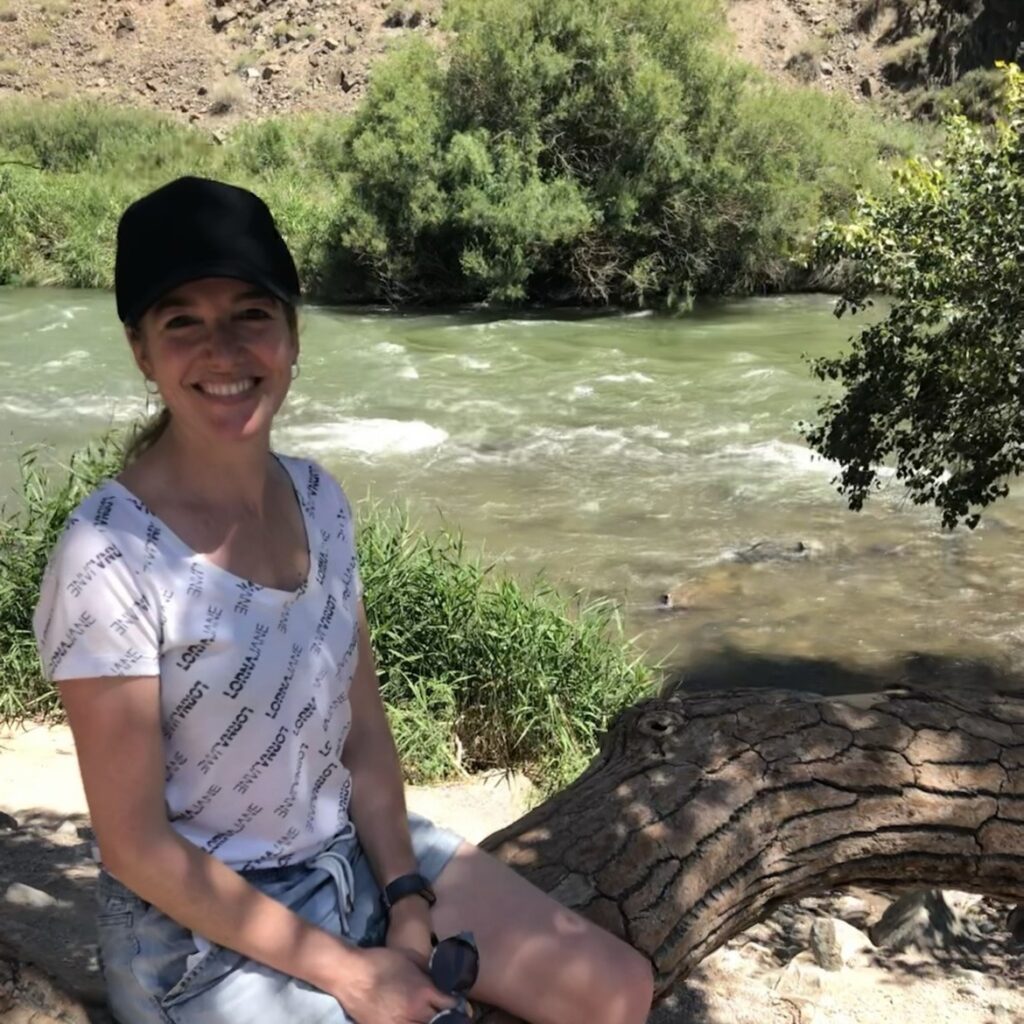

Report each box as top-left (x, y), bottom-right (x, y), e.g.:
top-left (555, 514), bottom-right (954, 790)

top-left (114, 176), bottom-right (301, 325)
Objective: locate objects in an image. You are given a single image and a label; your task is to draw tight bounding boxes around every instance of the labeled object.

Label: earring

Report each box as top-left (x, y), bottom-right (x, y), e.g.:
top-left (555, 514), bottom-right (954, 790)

top-left (291, 363), bottom-right (300, 381)
top-left (144, 378), bottom-right (160, 395)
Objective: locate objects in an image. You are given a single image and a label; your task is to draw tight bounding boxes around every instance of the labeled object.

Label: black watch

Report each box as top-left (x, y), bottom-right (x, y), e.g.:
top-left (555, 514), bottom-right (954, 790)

top-left (381, 872), bottom-right (436, 913)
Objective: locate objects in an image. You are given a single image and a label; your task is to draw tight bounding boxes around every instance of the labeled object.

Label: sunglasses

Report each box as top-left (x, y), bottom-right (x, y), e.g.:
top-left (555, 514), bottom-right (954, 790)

top-left (428, 931), bottom-right (479, 1024)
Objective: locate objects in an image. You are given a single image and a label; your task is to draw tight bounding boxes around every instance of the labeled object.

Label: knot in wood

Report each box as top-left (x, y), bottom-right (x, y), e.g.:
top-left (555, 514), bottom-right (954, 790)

top-left (637, 708), bottom-right (685, 738)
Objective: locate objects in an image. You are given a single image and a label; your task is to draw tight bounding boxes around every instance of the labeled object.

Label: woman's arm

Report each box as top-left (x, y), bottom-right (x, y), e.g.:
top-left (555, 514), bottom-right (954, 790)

top-left (343, 601), bottom-right (436, 963)
top-left (61, 672), bottom-right (449, 1022)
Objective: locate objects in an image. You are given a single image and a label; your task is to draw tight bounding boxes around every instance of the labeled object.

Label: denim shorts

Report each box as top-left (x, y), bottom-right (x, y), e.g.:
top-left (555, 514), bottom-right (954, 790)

top-left (95, 812), bottom-right (464, 1023)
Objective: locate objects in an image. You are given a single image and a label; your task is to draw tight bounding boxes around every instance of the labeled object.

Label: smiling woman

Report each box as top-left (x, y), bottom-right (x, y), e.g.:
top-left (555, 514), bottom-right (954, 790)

top-left (28, 176), bottom-right (654, 1024)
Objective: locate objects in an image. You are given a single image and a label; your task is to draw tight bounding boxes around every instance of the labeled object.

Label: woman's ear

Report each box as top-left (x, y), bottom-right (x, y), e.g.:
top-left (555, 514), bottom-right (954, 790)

top-left (126, 325), bottom-right (153, 380)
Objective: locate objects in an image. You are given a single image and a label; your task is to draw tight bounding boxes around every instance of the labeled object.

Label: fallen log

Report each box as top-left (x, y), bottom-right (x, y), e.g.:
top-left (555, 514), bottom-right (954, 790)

top-left (480, 685), bottom-right (1024, 1002)
top-left (5, 685), bottom-right (1024, 1022)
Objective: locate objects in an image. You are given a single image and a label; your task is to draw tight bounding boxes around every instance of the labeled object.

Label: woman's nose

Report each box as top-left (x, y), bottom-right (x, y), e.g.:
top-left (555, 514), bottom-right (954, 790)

top-left (203, 319), bottom-right (243, 359)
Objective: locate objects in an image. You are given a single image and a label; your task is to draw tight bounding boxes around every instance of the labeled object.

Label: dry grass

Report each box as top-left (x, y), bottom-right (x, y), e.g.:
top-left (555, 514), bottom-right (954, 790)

top-left (207, 77), bottom-right (248, 115)
top-left (0, 57), bottom-right (20, 76)
top-left (25, 26), bottom-right (52, 48)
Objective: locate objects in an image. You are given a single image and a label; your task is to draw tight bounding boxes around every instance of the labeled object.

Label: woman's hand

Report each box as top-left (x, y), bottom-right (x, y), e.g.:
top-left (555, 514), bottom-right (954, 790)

top-left (331, 944), bottom-right (455, 1024)
top-left (385, 897), bottom-right (435, 971)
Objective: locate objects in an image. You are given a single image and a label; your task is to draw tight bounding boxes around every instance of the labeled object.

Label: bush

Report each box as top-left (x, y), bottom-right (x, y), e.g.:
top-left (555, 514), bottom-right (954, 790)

top-left (0, 435), bottom-right (655, 790)
top-left (320, 0), bottom-right (925, 307)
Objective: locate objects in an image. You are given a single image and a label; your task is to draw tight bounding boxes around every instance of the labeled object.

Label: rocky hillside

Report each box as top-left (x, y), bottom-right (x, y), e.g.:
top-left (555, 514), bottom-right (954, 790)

top-left (0, 0), bottom-right (443, 126)
top-left (0, 0), bottom-right (1020, 128)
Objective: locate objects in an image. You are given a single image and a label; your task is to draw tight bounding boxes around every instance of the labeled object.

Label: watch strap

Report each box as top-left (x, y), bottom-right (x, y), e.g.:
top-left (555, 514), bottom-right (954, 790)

top-left (382, 872), bottom-right (436, 912)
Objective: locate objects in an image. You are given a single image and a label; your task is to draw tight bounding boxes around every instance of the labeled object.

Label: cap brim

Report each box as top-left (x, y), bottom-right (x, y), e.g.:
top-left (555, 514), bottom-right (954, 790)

top-left (121, 261), bottom-right (300, 325)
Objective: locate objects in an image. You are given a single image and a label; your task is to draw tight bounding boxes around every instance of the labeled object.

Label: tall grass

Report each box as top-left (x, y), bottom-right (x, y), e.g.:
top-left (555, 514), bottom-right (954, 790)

top-left (0, 435), bottom-right (126, 721)
top-left (0, 436), bottom-right (655, 790)
top-left (359, 505), bottom-right (654, 789)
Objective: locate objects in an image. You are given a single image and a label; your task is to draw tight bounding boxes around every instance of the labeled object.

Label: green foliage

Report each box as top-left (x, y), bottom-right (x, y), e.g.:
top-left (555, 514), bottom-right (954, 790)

top-left (0, 103), bottom-right (346, 290)
top-left (358, 504), bottom-right (654, 790)
top-left (0, 1), bottom-right (927, 307)
top-left (0, 436), bottom-right (654, 790)
top-left (323, 0), bottom-right (923, 307)
top-left (0, 436), bottom-right (125, 721)
top-left (805, 63), bottom-right (1024, 529)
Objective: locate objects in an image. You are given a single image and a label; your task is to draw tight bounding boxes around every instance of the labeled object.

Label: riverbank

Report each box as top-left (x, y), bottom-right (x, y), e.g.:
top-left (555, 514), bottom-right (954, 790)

top-left (3, 722), bottom-right (1023, 1024)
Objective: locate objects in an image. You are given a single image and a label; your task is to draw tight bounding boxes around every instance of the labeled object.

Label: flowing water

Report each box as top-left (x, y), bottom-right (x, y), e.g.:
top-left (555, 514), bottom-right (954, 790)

top-left (2, 288), bottom-right (1022, 692)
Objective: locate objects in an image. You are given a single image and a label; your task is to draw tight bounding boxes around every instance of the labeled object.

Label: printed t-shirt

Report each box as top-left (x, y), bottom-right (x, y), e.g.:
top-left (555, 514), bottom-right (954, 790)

top-left (32, 454), bottom-right (362, 871)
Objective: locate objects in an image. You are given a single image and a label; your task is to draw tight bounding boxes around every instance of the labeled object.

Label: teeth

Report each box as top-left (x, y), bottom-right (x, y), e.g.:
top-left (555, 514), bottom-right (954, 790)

top-left (200, 379), bottom-right (256, 397)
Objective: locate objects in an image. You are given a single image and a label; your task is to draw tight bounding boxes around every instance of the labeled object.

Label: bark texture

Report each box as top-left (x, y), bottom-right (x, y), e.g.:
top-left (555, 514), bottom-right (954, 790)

top-left (479, 685), bottom-right (1024, 1000)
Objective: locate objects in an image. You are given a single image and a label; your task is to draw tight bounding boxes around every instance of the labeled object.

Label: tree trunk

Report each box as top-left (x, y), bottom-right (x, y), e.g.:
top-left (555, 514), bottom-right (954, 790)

top-left (6, 686), bottom-right (1024, 1022)
top-left (479, 685), bottom-right (1024, 1011)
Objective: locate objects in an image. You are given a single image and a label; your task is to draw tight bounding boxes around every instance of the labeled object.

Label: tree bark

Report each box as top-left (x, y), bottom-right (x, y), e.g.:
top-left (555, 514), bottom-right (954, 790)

top-left (6, 685), bottom-right (1024, 1023)
top-left (479, 685), bottom-right (1024, 1007)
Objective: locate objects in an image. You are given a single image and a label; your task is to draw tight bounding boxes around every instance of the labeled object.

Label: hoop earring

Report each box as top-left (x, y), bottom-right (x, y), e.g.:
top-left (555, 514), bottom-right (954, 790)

top-left (291, 363), bottom-right (300, 381)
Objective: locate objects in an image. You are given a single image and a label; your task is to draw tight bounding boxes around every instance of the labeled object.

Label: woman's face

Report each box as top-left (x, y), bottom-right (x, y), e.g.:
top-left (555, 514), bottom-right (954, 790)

top-left (129, 276), bottom-right (298, 445)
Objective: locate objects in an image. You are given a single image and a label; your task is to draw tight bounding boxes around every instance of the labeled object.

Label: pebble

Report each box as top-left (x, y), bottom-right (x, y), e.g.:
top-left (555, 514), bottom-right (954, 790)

top-left (5, 882), bottom-right (58, 908)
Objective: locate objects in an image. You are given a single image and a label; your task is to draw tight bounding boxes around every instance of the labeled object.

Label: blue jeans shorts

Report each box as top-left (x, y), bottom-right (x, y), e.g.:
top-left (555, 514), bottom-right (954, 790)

top-left (95, 812), bottom-right (464, 1023)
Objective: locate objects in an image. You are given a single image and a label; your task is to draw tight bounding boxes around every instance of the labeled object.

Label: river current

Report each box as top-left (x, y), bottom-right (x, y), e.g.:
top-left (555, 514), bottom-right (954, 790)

top-left (2, 288), bottom-right (1021, 691)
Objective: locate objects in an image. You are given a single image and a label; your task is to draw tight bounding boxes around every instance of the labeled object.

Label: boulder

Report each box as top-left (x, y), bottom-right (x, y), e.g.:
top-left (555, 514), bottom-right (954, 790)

top-left (869, 890), bottom-right (980, 951)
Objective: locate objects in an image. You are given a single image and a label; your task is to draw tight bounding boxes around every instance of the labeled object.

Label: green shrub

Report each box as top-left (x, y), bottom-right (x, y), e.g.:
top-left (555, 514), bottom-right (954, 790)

top-left (0, 436), bottom-right (655, 790)
top-left (0, 0), bottom-right (930, 307)
top-left (323, 0), bottom-right (924, 306)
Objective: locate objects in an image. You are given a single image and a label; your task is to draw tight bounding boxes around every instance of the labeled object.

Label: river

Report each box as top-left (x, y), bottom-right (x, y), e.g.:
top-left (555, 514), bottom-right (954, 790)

top-left (2, 288), bottom-right (1021, 691)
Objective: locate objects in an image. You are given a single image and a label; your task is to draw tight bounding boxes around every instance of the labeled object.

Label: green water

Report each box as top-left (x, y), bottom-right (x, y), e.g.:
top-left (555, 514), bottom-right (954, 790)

top-left (2, 288), bottom-right (1022, 689)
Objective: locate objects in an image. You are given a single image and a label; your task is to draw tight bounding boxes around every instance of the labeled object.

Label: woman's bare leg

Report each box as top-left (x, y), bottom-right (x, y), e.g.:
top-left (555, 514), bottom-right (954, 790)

top-left (430, 842), bottom-right (654, 1024)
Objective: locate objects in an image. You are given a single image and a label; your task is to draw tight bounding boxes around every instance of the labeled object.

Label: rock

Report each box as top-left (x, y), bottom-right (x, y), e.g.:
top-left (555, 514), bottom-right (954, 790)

top-left (383, 9), bottom-right (406, 28)
top-left (0, 946), bottom-right (93, 1024)
top-left (1007, 904), bottom-right (1024, 943)
top-left (0, 9), bottom-right (18, 22)
top-left (145, 79), bottom-right (158, 92)
top-left (115, 14), bottom-right (135, 38)
top-left (869, 889), bottom-right (979, 951)
top-left (819, 59), bottom-right (834, 76)
top-left (809, 917), bottom-right (843, 971)
top-left (339, 69), bottom-right (354, 92)
top-left (246, 67), bottom-right (260, 79)
top-left (323, 36), bottom-right (339, 50)
top-left (211, 129), bottom-right (227, 145)
top-left (308, 53), bottom-right (320, 67)
top-left (4, 883), bottom-right (58, 909)
top-left (0, 811), bottom-right (18, 831)
top-left (197, 85), bottom-right (208, 95)
top-left (860, 76), bottom-right (875, 98)
top-left (659, 568), bottom-right (742, 611)
top-left (832, 894), bottom-right (869, 923)
top-left (725, 540), bottom-right (815, 565)
top-left (212, 8), bottom-right (239, 30)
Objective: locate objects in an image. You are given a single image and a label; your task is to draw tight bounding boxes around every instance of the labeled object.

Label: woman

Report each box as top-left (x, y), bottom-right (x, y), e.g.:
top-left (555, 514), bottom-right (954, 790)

top-left (32, 176), bottom-right (654, 1024)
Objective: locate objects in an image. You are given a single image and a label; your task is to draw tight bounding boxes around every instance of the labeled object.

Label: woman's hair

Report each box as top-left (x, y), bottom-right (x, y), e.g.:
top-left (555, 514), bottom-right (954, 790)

top-left (122, 300), bottom-right (299, 467)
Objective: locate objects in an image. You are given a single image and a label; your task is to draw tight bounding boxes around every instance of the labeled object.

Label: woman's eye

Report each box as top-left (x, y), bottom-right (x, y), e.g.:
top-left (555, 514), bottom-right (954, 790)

top-left (238, 307), bottom-right (272, 320)
top-left (165, 315), bottom-right (198, 330)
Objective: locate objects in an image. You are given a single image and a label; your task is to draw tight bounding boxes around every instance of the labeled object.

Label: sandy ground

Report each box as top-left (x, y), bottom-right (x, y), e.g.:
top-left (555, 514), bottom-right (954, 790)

top-left (3, 723), bottom-right (1024, 1024)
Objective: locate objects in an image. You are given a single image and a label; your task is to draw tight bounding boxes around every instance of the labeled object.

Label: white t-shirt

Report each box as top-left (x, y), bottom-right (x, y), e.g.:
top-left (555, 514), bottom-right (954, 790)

top-left (32, 454), bottom-right (363, 871)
